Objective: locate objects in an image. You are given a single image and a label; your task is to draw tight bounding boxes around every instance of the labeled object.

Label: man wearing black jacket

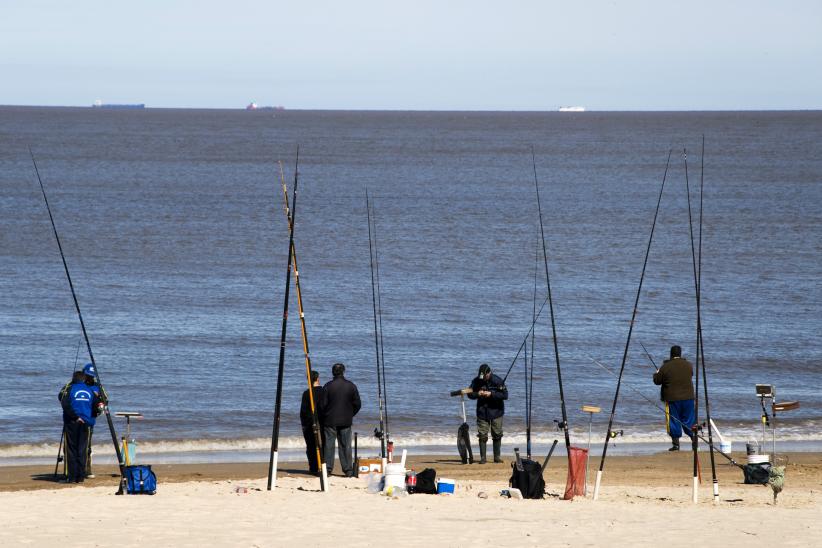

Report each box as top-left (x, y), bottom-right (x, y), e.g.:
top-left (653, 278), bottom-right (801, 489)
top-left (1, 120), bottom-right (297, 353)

top-left (468, 363), bottom-right (508, 464)
top-left (300, 370), bottom-right (326, 475)
top-left (321, 363), bottom-right (361, 477)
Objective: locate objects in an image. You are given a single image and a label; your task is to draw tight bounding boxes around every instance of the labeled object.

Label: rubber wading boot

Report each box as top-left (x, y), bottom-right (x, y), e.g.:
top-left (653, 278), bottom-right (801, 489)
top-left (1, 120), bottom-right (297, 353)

top-left (669, 438), bottom-right (680, 451)
top-left (493, 439), bottom-right (503, 463)
top-left (479, 441), bottom-right (487, 464)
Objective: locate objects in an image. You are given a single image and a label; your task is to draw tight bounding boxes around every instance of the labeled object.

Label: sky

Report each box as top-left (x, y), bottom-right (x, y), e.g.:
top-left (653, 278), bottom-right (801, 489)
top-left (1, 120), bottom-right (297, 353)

top-left (1, 0), bottom-right (820, 110)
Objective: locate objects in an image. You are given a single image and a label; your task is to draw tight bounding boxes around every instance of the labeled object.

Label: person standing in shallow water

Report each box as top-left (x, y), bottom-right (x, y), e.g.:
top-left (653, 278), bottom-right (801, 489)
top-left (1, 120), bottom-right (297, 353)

top-left (653, 345), bottom-right (696, 451)
top-left (321, 363), bottom-right (361, 477)
top-left (468, 363), bottom-right (508, 464)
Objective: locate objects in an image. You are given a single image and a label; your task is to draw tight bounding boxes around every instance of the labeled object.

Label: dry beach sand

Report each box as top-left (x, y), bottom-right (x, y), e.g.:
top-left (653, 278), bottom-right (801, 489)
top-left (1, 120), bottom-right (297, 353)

top-left (1, 452), bottom-right (820, 547)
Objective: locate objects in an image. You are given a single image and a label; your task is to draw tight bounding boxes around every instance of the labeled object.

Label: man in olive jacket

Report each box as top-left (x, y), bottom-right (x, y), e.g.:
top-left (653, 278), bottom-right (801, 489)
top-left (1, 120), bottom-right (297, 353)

top-left (653, 345), bottom-right (695, 451)
top-left (321, 363), bottom-right (361, 477)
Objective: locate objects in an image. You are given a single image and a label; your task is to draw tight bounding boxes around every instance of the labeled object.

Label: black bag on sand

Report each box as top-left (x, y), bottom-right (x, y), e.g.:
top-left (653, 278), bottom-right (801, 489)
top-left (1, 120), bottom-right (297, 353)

top-left (414, 468), bottom-right (438, 494)
top-left (743, 463), bottom-right (770, 485)
top-left (509, 459), bottom-right (545, 499)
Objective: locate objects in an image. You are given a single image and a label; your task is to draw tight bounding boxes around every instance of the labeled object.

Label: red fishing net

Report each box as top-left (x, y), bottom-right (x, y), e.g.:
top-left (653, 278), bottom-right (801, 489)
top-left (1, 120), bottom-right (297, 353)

top-left (563, 446), bottom-right (588, 500)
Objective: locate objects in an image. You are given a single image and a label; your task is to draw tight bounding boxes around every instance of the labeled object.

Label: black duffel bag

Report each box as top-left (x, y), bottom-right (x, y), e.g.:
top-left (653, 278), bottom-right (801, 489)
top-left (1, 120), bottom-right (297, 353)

top-left (509, 459), bottom-right (545, 499)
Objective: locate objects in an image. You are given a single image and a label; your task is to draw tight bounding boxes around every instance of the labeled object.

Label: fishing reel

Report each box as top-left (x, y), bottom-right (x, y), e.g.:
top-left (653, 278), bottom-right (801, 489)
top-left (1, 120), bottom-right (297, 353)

top-left (373, 427), bottom-right (384, 441)
top-left (608, 429), bottom-right (624, 439)
top-left (553, 419), bottom-right (567, 432)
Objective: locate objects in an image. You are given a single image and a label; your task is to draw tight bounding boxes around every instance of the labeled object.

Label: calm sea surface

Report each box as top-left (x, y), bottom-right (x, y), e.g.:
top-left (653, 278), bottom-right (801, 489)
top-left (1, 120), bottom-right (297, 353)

top-left (1, 107), bottom-right (820, 461)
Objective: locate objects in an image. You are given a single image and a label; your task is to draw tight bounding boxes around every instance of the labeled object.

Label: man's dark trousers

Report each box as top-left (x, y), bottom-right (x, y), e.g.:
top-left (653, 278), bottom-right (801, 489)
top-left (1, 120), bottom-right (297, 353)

top-left (323, 425), bottom-right (353, 477)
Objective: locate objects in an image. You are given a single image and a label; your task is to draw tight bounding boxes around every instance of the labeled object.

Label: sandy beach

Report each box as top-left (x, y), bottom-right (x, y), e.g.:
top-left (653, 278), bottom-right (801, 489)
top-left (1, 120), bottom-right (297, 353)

top-left (2, 451), bottom-right (820, 547)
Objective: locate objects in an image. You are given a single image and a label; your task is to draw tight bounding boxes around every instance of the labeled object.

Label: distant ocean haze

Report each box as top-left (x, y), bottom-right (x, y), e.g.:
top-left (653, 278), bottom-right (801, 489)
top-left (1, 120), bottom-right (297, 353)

top-left (1, 107), bottom-right (820, 460)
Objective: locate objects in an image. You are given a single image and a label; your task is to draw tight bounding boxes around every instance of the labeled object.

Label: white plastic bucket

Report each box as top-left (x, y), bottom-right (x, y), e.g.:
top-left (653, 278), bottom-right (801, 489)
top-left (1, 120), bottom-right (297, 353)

top-left (719, 440), bottom-right (732, 454)
top-left (384, 463), bottom-right (406, 491)
top-left (747, 454), bottom-right (770, 465)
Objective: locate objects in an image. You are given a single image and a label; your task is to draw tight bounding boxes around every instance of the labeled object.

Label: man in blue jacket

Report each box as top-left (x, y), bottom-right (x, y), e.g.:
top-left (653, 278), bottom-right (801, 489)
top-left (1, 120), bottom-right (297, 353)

top-left (468, 364), bottom-right (508, 464)
top-left (58, 363), bottom-right (102, 479)
top-left (59, 370), bottom-right (102, 483)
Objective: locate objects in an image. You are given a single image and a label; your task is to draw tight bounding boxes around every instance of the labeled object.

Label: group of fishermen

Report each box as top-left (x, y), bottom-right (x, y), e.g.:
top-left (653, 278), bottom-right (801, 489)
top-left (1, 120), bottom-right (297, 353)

top-left (58, 345), bottom-right (695, 481)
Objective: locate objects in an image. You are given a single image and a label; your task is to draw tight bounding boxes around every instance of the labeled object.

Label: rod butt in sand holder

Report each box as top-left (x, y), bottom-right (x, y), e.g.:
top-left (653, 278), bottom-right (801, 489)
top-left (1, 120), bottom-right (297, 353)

top-left (593, 471), bottom-right (602, 501)
top-left (321, 464), bottom-right (329, 493)
top-left (692, 476), bottom-right (698, 504)
top-left (271, 452), bottom-right (279, 490)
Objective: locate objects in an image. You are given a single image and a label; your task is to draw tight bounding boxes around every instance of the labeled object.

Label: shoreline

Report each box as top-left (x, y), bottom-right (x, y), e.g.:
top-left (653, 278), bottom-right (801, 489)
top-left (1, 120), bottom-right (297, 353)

top-left (3, 450), bottom-right (821, 493)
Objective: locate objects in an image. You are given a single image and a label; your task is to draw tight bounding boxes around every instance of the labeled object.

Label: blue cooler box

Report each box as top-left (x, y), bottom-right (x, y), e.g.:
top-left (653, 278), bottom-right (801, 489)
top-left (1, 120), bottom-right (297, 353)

top-left (437, 478), bottom-right (455, 494)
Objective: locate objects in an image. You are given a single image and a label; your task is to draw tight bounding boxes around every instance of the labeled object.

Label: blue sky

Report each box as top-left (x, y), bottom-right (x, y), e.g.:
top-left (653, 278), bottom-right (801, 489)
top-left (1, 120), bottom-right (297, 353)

top-left (2, 0), bottom-right (820, 110)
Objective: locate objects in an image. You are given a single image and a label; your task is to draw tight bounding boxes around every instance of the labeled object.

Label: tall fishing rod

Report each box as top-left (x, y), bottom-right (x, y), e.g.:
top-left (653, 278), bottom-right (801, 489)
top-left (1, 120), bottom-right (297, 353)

top-left (268, 147), bottom-right (299, 491)
top-left (531, 147), bottom-right (572, 470)
top-left (683, 148), bottom-right (702, 503)
top-left (365, 191), bottom-right (387, 458)
top-left (30, 148), bottom-right (127, 493)
top-left (526, 236), bottom-right (539, 459)
top-left (371, 201), bottom-right (391, 452)
top-left (279, 160), bottom-right (328, 491)
top-left (693, 136), bottom-right (719, 502)
top-left (587, 356), bottom-right (744, 470)
top-left (523, 339), bottom-right (531, 459)
top-left (593, 150), bottom-right (672, 501)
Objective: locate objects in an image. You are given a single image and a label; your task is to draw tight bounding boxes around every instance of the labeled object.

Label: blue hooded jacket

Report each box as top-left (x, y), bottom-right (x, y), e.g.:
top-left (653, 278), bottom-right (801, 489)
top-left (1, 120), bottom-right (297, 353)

top-left (61, 382), bottom-right (99, 426)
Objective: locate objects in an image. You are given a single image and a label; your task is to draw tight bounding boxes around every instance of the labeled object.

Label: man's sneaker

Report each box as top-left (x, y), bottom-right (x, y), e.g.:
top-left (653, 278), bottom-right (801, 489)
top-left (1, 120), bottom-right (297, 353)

top-left (85, 474), bottom-right (96, 479)
top-left (478, 458), bottom-right (487, 464)
top-left (494, 458), bottom-right (504, 463)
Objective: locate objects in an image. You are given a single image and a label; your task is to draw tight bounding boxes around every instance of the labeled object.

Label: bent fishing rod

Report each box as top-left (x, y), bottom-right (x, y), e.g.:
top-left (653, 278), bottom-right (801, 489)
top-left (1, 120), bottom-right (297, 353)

top-left (279, 160), bottom-right (328, 491)
top-left (638, 341), bottom-right (658, 370)
top-left (587, 356), bottom-right (743, 470)
top-left (532, 147), bottom-right (572, 470)
top-left (30, 148), bottom-right (127, 493)
top-left (365, 191), bottom-right (387, 459)
top-left (268, 147), bottom-right (300, 491)
top-left (593, 150), bottom-right (672, 501)
top-left (371, 199), bottom-right (391, 453)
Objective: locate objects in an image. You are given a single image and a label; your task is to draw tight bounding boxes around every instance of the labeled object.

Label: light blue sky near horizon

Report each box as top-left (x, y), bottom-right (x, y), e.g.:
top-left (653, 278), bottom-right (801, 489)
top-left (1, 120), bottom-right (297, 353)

top-left (1, 0), bottom-right (820, 110)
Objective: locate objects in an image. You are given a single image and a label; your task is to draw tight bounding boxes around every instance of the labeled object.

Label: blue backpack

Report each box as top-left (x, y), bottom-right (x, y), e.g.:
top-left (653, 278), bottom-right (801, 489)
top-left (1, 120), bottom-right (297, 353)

top-left (125, 465), bottom-right (157, 495)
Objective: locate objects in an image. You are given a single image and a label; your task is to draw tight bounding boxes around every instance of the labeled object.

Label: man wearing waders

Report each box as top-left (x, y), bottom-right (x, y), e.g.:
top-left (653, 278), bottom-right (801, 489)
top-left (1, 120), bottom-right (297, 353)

top-left (300, 370), bottom-right (326, 476)
top-left (322, 363), bottom-right (361, 477)
top-left (59, 370), bottom-right (102, 483)
top-left (468, 363), bottom-right (508, 464)
top-left (58, 363), bottom-right (101, 478)
top-left (653, 345), bottom-right (695, 451)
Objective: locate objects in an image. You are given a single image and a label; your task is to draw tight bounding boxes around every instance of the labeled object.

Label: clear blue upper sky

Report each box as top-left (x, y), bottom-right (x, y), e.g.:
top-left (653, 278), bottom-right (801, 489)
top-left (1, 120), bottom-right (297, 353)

top-left (2, 0), bottom-right (820, 110)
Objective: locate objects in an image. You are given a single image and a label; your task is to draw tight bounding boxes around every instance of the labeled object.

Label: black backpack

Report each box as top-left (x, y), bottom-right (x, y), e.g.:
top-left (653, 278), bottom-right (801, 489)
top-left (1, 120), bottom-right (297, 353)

top-left (509, 459), bottom-right (545, 499)
top-left (743, 463), bottom-right (770, 485)
top-left (414, 468), bottom-right (438, 494)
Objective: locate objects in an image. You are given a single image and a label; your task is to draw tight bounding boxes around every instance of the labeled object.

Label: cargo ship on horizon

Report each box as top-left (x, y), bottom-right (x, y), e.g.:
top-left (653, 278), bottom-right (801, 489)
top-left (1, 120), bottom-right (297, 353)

top-left (558, 106), bottom-right (585, 112)
top-left (92, 99), bottom-right (145, 110)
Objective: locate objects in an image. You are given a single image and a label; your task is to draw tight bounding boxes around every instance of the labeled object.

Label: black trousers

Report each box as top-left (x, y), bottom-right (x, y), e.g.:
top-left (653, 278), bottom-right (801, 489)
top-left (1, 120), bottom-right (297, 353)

top-left (65, 420), bottom-right (90, 482)
top-left (302, 426), bottom-right (320, 474)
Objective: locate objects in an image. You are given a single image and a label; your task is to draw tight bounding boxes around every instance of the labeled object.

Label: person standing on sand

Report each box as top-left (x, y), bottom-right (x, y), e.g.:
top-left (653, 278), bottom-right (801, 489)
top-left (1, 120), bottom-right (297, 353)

top-left (59, 370), bottom-right (102, 483)
top-left (653, 345), bottom-right (695, 451)
top-left (468, 363), bottom-right (508, 464)
top-left (322, 363), bottom-right (361, 477)
top-left (58, 363), bottom-right (102, 479)
top-left (300, 370), bottom-right (326, 475)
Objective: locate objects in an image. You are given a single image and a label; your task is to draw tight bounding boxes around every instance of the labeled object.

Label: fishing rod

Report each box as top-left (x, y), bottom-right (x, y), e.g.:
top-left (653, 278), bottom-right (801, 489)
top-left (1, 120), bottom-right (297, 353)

top-left (365, 191), bottom-right (387, 459)
top-left (692, 136), bottom-right (719, 502)
top-left (683, 148), bottom-right (702, 503)
top-left (526, 237), bottom-right (539, 459)
top-left (30, 148), bottom-right (127, 494)
top-left (523, 339), bottom-right (531, 459)
top-left (371, 200), bottom-right (391, 454)
top-left (279, 160), bottom-right (328, 492)
top-left (638, 341), bottom-right (658, 370)
top-left (593, 150), bottom-right (672, 501)
top-left (268, 147), bottom-right (299, 491)
top-left (587, 356), bottom-right (744, 470)
top-left (531, 146), bottom-right (572, 475)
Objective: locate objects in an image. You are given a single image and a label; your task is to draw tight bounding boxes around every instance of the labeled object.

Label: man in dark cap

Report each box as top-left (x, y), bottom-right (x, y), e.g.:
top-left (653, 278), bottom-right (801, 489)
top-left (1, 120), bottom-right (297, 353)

top-left (321, 363), bottom-right (361, 477)
top-left (59, 370), bottom-right (102, 483)
top-left (653, 345), bottom-right (695, 451)
top-left (58, 363), bottom-right (102, 479)
top-left (468, 363), bottom-right (508, 464)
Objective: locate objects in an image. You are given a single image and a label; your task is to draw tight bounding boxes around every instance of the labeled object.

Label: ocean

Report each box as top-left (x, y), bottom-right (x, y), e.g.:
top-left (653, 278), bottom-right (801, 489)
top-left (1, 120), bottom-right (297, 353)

top-left (1, 107), bottom-right (820, 464)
